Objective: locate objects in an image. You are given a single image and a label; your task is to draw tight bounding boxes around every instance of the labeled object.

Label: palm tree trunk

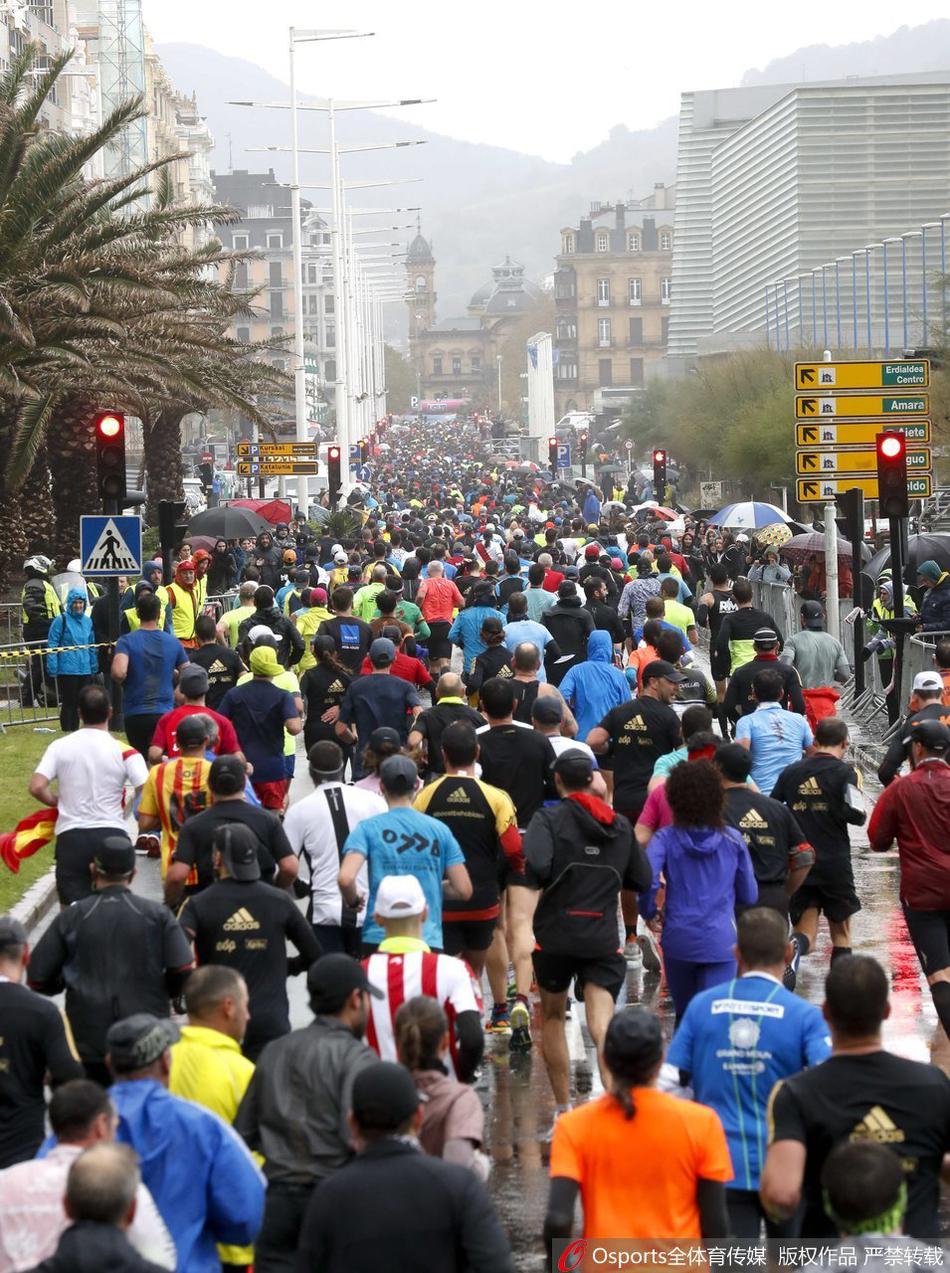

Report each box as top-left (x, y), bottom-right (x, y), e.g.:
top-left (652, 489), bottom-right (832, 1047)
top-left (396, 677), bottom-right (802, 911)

top-left (144, 408), bottom-right (186, 525)
top-left (19, 445), bottom-right (54, 556)
top-left (48, 397), bottom-right (98, 565)
top-left (0, 412), bottom-right (25, 593)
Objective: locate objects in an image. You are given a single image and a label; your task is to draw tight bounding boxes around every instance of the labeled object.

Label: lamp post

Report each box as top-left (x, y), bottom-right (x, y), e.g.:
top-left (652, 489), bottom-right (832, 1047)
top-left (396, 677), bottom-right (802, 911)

top-left (496, 354), bottom-right (503, 414)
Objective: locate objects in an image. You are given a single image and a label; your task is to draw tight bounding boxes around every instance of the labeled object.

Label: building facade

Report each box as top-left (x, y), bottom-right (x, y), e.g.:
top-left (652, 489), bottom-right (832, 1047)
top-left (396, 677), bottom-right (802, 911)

top-left (553, 185), bottom-right (675, 417)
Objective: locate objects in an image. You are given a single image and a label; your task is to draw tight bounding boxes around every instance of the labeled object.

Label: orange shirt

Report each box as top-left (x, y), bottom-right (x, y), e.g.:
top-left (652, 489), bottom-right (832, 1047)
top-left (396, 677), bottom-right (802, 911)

top-left (549, 1087), bottom-right (732, 1240)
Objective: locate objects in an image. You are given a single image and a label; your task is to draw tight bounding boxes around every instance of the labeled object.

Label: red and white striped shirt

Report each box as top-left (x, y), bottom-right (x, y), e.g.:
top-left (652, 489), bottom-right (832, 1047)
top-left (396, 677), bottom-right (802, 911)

top-left (363, 941), bottom-right (482, 1079)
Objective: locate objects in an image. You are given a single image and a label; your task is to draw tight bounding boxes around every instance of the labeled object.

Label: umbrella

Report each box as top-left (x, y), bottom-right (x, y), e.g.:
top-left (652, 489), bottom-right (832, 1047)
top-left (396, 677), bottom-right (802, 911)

top-left (779, 532), bottom-right (870, 566)
top-left (602, 500), bottom-right (627, 512)
top-left (863, 533), bottom-right (950, 585)
top-left (755, 523), bottom-right (794, 550)
top-left (229, 498), bottom-right (293, 525)
top-left (631, 502), bottom-right (678, 521)
top-left (188, 506), bottom-right (270, 538)
top-left (512, 462), bottom-right (540, 475)
top-left (708, 501), bottom-right (792, 530)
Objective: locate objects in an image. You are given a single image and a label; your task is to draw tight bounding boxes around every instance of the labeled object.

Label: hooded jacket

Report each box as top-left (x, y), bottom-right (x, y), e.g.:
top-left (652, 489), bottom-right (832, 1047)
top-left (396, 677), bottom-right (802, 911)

top-left (252, 534), bottom-right (283, 589)
top-left (558, 629), bottom-right (630, 738)
top-left (642, 823), bottom-right (758, 962)
top-left (920, 573), bottom-right (950, 632)
top-left (541, 594), bottom-right (595, 683)
top-left (121, 565), bottom-right (172, 632)
top-left (166, 564), bottom-right (201, 644)
top-left (46, 589), bottom-right (97, 677)
top-left (237, 605), bottom-right (305, 668)
top-left (522, 794), bottom-right (651, 956)
top-left (207, 546), bottom-right (237, 595)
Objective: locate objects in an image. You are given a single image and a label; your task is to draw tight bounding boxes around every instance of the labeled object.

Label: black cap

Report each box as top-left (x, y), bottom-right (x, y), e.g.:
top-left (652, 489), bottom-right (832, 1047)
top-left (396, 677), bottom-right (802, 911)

top-left (552, 747), bottom-right (595, 786)
top-left (641, 659), bottom-right (687, 684)
top-left (800, 599), bottom-right (824, 629)
top-left (603, 1007), bottom-right (663, 1073)
top-left (93, 834), bottom-right (136, 876)
top-left (0, 915), bottom-right (27, 949)
top-left (213, 823), bottom-right (260, 880)
top-left (106, 1014), bottom-right (179, 1072)
top-left (908, 718), bottom-right (950, 754)
top-left (379, 754), bottom-right (419, 796)
top-left (367, 726), bottom-right (401, 754)
top-left (307, 953), bottom-right (384, 1013)
top-left (753, 627), bottom-right (778, 646)
top-left (176, 712), bottom-right (213, 749)
top-left (352, 1061), bottom-right (421, 1131)
top-left (209, 754), bottom-right (247, 796)
top-left (531, 695), bottom-right (563, 725)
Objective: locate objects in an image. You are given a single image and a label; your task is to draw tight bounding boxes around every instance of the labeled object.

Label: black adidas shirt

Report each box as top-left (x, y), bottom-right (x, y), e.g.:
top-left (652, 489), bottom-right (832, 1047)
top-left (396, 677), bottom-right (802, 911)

top-left (724, 787), bottom-right (806, 885)
top-left (770, 1051), bottom-right (950, 1238)
top-left (178, 878), bottom-right (320, 1055)
top-left (189, 642), bottom-right (244, 709)
top-left (300, 663), bottom-right (352, 750)
top-left (596, 696), bottom-right (682, 815)
top-left (770, 753), bottom-right (865, 883)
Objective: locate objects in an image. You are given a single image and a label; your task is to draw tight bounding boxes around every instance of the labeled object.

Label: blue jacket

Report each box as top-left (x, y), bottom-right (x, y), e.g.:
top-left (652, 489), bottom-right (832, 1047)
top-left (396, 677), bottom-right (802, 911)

top-left (46, 589), bottom-right (97, 677)
top-left (582, 490), bottom-right (601, 524)
top-left (447, 604), bottom-right (505, 671)
top-left (559, 630), bottom-right (630, 738)
top-left (920, 575), bottom-right (950, 632)
top-left (642, 824), bottom-right (758, 962)
top-left (111, 1078), bottom-right (264, 1272)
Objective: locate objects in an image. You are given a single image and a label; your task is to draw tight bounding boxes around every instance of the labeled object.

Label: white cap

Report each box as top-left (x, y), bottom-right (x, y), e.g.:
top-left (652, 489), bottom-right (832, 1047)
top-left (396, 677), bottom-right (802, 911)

top-left (247, 623), bottom-right (282, 644)
top-left (66, 559), bottom-right (82, 573)
top-left (913, 671), bottom-right (943, 693)
top-left (374, 874), bottom-right (426, 919)
top-left (333, 548), bottom-right (347, 563)
top-left (735, 533), bottom-right (749, 543)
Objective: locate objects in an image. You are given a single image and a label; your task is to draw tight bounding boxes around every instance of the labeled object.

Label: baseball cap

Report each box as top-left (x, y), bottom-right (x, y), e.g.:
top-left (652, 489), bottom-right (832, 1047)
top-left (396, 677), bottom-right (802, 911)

top-left (352, 1062), bottom-right (421, 1131)
top-left (212, 823), bottom-right (260, 881)
top-left (367, 726), bottom-right (401, 754)
top-left (913, 671), bottom-right (944, 693)
top-left (0, 915), bottom-right (28, 949)
top-left (307, 953), bottom-right (383, 1013)
top-left (375, 874), bottom-right (426, 918)
top-left (584, 544), bottom-right (600, 560)
top-left (531, 695), bottom-right (564, 726)
top-left (379, 754), bottom-right (419, 796)
top-left (333, 548), bottom-right (347, 563)
top-left (247, 623), bottom-right (282, 645)
top-left (178, 664), bottom-right (209, 697)
top-left (175, 712), bottom-right (213, 749)
top-left (753, 627), bottom-right (779, 647)
top-left (800, 600), bottom-right (824, 629)
top-left (641, 659), bottom-right (687, 685)
top-left (93, 834), bottom-right (136, 876)
top-left (369, 637), bottom-right (396, 667)
top-left (552, 747), bottom-right (594, 786)
top-left (209, 754), bottom-right (246, 796)
top-left (106, 1014), bottom-right (179, 1073)
top-left (908, 718), bottom-right (950, 754)
top-left (249, 646), bottom-right (280, 677)
top-left (310, 586), bottom-right (328, 605)
top-left (603, 1007), bottom-right (663, 1074)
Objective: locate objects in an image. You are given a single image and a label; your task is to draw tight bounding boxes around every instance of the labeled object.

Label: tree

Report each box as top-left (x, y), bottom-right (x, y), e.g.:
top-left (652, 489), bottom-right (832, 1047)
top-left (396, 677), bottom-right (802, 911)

top-left (384, 343), bottom-right (416, 413)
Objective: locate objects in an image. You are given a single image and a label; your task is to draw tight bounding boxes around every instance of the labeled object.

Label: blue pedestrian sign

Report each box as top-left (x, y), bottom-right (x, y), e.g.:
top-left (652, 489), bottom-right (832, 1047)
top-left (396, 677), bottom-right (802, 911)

top-left (556, 443), bottom-right (572, 469)
top-left (80, 515), bottom-right (142, 577)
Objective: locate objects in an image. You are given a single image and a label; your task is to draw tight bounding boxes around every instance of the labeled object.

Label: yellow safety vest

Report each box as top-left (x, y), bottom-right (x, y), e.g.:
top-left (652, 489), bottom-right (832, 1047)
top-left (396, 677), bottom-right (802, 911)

top-left (167, 583), bottom-right (200, 643)
top-left (21, 580), bottom-right (61, 627)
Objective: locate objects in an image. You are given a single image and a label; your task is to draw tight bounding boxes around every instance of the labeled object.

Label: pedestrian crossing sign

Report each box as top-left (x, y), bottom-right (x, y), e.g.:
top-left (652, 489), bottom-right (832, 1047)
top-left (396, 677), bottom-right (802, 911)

top-left (80, 515), bottom-right (143, 577)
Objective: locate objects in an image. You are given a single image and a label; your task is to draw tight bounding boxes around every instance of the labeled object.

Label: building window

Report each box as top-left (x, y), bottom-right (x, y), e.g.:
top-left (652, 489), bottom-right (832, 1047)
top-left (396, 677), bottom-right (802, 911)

top-left (270, 292), bottom-right (283, 319)
top-left (269, 261), bottom-right (282, 287)
top-left (596, 230), bottom-right (610, 253)
top-left (661, 277), bottom-right (672, 303)
top-left (628, 317), bottom-right (643, 345)
top-left (626, 231), bottom-right (640, 253)
top-left (271, 326), bottom-right (284, 338)
top-left (266, 233), bottom-right (283, 250)
top-left (326, 324), bottom-right (335, 348)
top-left (236, 326), bottom-right (250, 342)
top-left (306, 264), bottom-right (318, 284)
top-left (629, 358), bottom-right (644, 387)
top-left (325, 359), bottom-right (336, 380)
top-left (661, 316), bottom-right (669, 344)
top-left (628, 278), bottom-right (642, 305)
top-left (452, 356), bottom-right (462, 375)
top-left (562, 232), bottom-right (575, 254)
top-left (596, 278), bottom-right (610, 306)
top-left (556, 361), bottom-right (577, 380)
top-left (660, 231), bottom-right (673, 251)
top-left (471, 355), bottom-right (481, 371)
top-left (598, 359), bottom-right (613, 387)
top-left (235, 263), bottom-right (249, 290)
top-left (597, 317), bottom-right (611, 348)
top-left (324, 295), bottom-right (334, 316)
top-left (415, 275), bottom-right (427, 292)
top-left (433, 356), bottom-right (443, 375)
top-left (309, 295), bottom-right (320, 315)
top-left (556, 317), bottom-right (577, 340)
top-left (233, 233), bottom-right (249, 250)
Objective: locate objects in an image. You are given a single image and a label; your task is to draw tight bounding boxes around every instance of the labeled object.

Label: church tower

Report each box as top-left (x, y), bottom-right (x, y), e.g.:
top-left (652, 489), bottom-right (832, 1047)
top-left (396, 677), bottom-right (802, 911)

top-left (406, 222), bottom-right (436, 349)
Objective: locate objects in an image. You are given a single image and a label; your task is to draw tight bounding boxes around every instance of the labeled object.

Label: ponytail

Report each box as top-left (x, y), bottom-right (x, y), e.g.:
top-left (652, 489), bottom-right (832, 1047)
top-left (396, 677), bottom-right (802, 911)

top-left (611, 1082), bottom-right (637, 1121)
top-left (395, 996), bottom-right (448, 1073)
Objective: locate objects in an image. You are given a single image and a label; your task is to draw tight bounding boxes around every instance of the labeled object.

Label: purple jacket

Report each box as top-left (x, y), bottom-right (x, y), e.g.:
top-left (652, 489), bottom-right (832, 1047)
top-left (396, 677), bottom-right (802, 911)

top-left (641, 824), bottom-right (758, 962)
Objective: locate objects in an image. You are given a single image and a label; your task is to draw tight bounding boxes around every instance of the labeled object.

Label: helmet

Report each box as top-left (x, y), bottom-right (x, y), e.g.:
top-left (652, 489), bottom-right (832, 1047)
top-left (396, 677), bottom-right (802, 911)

top-left (24, 555), bottom-right (52, 575)
top-left (66, 559), bottom-right (82, 573)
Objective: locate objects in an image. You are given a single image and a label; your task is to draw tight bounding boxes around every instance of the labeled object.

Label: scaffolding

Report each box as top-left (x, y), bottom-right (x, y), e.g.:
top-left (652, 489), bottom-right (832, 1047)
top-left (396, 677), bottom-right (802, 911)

top-left (88, 0), bottom-right (146, 180)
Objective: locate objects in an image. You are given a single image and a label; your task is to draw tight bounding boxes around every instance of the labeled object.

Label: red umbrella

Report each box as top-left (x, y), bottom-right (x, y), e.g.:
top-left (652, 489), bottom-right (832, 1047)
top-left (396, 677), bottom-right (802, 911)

top-left (229, 498), bottom-right (293, 525)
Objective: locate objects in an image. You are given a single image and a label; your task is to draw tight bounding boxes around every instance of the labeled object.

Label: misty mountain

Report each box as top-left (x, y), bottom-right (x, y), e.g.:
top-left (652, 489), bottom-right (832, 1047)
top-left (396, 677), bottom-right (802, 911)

top-left (743, 19), bottom-right (950, 86)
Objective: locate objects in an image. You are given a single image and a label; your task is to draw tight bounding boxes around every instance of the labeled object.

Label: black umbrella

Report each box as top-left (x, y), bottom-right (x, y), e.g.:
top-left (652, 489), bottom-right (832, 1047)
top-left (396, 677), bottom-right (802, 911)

top-left (188, 506), bottom-right (270, 538)
top-left (863, 533), bottom-right (950, 585)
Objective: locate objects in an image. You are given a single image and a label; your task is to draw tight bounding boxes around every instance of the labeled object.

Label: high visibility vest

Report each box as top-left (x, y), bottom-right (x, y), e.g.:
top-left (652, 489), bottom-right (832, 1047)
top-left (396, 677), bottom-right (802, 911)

top-left (167, 583), bottom-right (200, 643)
top-left (21, 580), bottom-right (61, 627)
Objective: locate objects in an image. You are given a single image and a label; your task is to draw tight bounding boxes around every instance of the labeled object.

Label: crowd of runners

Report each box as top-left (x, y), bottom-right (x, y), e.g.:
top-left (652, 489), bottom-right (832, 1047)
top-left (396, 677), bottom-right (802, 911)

top-left (1, 413), bottom-right (949, 1271)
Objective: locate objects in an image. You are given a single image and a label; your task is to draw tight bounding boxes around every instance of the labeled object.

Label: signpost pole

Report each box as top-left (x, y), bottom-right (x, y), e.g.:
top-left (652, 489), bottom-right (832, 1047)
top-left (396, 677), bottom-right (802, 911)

top-left (889, 513), bottom-right (906, 712)
top-left (823, 501), bottom-right (840, 640)
top-left (102, 494), bottom-right (123, 732)
top-left (842, 488), bottom-right (866, 698)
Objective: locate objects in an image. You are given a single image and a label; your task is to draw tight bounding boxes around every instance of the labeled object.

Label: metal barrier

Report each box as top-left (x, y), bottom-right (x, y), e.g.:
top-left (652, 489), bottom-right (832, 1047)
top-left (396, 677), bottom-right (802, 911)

top-left (0, 640), bottom-right (68, 729)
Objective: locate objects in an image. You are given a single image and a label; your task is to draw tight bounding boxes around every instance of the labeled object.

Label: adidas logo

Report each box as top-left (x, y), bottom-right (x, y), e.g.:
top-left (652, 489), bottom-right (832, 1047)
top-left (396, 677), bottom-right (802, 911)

top-left (798, 777), bottom-right (822, 795)
top-left (446, 787), bottom-right (470, 804)
top-left (739, 809), bottom-right (768, 829)
top-left (208, 659), bottom-right (227, 675)
top-left (222, 908), bottom-right (260, 932)
top-left (850, 1106), bottom-right (904, 1145)
top-left (327, 680), bottom-right (345, 694)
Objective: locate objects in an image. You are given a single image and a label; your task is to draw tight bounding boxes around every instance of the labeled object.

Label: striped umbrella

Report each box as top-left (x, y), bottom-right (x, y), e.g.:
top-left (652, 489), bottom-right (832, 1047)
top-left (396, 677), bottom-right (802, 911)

top-left (708, 501), bottom-right (792, 529)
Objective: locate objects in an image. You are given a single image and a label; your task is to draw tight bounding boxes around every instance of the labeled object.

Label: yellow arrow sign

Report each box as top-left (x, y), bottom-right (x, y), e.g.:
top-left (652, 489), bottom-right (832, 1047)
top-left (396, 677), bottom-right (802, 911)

top-left (796, 420), bottom-right (931, 447)
top-left (796, 447), bottom-right (932, 476)
top-left (795, 393), bottom-right (929, 418)
top-left (795, 360), bottom-right (929, 390)
top-left (796, 475), bottom-right (933, 503)
top-left (236, 441), bottom-right (317, 457)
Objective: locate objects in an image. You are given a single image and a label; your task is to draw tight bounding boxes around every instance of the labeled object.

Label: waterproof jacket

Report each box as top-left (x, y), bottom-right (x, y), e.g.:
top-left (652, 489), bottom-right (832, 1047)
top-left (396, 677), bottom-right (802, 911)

top-left (46, 589), bottom-right (97, 676)
top-left (542, 595), bottom-right (596, 679)
top-left (252, 536), bottom-right (283, 589)
top-left (558, 629), bottom-right (629, 738)
top-left (237, 605), bottom-right (305, 668)
top-left (21, 577), bottom-right (60, 636)
top-left (920, 575), bottom-right (950, 633)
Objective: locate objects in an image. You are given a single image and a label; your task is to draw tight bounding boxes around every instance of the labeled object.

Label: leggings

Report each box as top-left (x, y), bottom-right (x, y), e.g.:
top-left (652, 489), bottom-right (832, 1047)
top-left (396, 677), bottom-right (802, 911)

top-left (664, 955), bottom-right (736, 1023)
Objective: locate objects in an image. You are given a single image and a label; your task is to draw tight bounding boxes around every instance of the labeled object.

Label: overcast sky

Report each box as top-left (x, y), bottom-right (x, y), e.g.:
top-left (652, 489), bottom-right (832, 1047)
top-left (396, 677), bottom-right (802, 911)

top-left (146, 1), bottom-right (950, 162)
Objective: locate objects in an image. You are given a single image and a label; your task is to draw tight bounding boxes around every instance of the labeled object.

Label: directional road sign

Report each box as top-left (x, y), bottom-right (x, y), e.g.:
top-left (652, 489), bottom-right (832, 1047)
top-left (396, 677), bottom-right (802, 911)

top-left (80, 515), bottom-right (142, 577)
top-left (796, 420), bottom-right (932, 448)
top-left (796, 475), bottom-right (933, 503)
top-left (796, 447), bottom-right (932, 477)
top-left (236, 442), bottom-right (317, 457)
top-left (236, 461), bottom-right (320, 476)
top-left (795, 393), bottom-right (929, 418)
top-left (795, 360), bottom-right (929, 390)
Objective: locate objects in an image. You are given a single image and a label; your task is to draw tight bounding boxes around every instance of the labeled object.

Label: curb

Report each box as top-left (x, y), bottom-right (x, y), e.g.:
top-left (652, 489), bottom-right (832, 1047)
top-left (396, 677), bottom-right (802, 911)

top-left (11, 867), bottom-right (57, 934)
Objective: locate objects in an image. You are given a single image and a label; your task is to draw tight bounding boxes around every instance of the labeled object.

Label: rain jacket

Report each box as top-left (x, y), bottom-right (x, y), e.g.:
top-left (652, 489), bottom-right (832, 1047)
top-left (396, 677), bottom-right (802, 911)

top-left (237, 604), bottom-right (305, 668)
top-left (920, 573), bottom-right (950, 633)
top-left (166, 564), bottom-right (201, 645)
top-left (46, 589), bottom-right (97, 676)
top-left (641, 824), bottom-right (758, 962)
top-left (447, 604), bottom-right (506, 672)
top-left (109, 1077), bottom-right (264, 1273)
top-left (252, 535), bottom-right (283, 589)
top-left (558, 629), bottom-right (629, 738)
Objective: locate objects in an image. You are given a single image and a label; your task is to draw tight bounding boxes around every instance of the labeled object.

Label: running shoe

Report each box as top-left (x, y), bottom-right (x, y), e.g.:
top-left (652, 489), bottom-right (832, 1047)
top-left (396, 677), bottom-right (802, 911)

top-left (135, 834), bottom-right (161, 860)
top-left (637, 919), bottom-right (662, 973)
top-left (509, 999), bottom-right (532, 1052)
top-left (506, 977), bottom-right (517, 1004)
top-left (623, 937), bottom-right (643, 968)
top-left (486, 1005), bottom-right (511, 1034)
top-left (783, 934), bottom-right (804, 991)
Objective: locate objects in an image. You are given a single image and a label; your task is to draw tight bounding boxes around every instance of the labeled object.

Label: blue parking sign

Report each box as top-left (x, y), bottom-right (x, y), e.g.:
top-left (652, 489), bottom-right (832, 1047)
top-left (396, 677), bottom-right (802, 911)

top-left (556, 443), bottom-right (571, 469)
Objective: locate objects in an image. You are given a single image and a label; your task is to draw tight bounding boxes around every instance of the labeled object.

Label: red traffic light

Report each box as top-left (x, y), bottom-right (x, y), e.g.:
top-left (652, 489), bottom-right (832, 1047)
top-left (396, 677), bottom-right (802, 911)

top-left (653, 449), bottom-right (667, 463)
top-left (96, 412), bottom-right (123, 439)
top-left (548, 437), bottom-right (557, 448)
top-left (878, 434), bottom-right (904, 460)
top-left (328, 445), bottom-right (341, 461)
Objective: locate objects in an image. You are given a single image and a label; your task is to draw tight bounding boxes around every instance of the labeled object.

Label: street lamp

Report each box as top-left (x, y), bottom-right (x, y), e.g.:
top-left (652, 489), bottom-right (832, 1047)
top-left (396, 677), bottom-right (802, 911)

top-left (496, 354), bottom-right (503, 414)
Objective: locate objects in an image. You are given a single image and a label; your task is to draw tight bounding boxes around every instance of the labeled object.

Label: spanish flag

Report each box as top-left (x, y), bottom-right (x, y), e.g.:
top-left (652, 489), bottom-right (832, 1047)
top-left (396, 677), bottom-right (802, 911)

top-left (0, 808), bottom-right (56, 873)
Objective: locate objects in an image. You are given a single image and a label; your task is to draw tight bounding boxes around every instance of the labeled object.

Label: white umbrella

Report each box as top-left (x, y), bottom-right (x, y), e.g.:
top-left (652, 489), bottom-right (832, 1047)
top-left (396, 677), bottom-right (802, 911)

top-left (708, 501), bottom-right (792, 530)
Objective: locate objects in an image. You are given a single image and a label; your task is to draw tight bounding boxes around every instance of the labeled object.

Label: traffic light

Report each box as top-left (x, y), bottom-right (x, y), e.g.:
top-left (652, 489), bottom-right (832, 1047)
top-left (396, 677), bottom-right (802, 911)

top-left (548, 437), bottom-right (558, 471)
top-left (327, 444), bottom-right (342, 503)
top-left (579, 430), bottom-right (589, 452)
top-left (157, 499), bottom-right (188, 586)
top-left (653, 449), bottom-right (667, 494)
top-left (94, 411), bottom-right (126, 511)
top-left (876, 432), bottom-right (909, 518)
top-left (357, 439), bottom-right (368, 464)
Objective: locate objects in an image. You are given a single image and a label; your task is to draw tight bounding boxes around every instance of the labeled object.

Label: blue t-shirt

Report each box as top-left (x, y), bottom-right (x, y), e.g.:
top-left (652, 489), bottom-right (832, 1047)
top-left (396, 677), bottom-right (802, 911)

top-left (218, 680), bottom-right (298, 784)
top-left (735, 703), bottom-right (813, 794)
top-left (343, 807), bottom-right (465, 948)
top-left (115, 629), bottom-right (188, 716)
top-left (665, 973), bottom-right (831, 1190)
